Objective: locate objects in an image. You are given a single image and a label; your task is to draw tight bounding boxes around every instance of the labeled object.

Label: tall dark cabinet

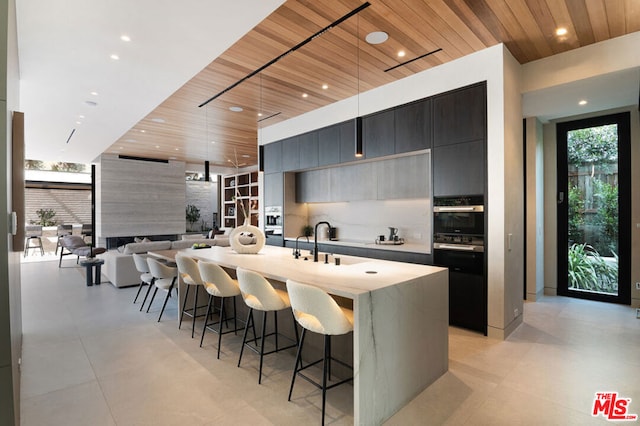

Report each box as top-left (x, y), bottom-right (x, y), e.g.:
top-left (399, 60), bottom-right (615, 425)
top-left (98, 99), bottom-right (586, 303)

top-left (432, 82), bottom-right (486, 197)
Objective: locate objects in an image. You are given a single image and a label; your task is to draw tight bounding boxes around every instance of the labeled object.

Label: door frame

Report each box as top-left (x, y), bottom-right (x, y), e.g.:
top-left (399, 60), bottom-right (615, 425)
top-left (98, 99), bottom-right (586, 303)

top-left (556, 112), bottom-right (631, 304)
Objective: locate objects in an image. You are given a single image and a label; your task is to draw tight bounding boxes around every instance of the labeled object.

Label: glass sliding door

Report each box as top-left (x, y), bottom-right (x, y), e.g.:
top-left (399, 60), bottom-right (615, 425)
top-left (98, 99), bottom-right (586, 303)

top-left (556, 112), bottom-right (630, 304)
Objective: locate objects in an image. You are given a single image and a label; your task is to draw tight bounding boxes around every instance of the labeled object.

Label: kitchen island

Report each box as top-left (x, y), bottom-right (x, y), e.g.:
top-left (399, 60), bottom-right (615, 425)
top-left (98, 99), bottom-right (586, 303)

top-left (151, 244), bottom-right (448, 425)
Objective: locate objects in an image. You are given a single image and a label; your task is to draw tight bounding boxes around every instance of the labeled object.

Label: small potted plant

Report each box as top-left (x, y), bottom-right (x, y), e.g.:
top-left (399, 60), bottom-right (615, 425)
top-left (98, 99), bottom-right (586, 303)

top-left (302, 225), bottom-right (313, 237)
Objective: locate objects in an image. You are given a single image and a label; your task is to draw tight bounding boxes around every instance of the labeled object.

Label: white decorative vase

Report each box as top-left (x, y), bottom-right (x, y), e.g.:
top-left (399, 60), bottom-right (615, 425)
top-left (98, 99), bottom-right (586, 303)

top-left (229, 219), bottom-right (266, 254)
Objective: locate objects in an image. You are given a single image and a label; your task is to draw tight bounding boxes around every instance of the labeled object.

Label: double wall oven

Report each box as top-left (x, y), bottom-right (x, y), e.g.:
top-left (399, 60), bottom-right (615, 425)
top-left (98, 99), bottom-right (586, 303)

top-left (433, 196), bottom-right (486, 335)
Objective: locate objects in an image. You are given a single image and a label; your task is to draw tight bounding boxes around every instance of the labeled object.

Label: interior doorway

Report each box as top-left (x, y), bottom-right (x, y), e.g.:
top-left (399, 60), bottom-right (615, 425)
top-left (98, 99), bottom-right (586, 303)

top-left (556, 112), bottom-right (631, 304)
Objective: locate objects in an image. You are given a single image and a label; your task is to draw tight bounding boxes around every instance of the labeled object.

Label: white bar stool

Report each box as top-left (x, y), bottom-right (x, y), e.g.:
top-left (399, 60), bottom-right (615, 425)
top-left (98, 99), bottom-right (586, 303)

top-left (286, 279), bottom-right (354, 425)
top-left (236, 267), bottom-right (299, 384)
top-left (145, 258), bottom-right (178, 322)
top-left (197, 261), bottom-right (243, 358)
top-left (176, 255), bottom-right (206, 338)
top-left (132, 253), bottom-right (154, 305)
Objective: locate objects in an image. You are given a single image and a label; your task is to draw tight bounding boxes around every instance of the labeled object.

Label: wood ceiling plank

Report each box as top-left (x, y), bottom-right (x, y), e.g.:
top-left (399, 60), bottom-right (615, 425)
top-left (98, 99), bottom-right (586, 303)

top-left (626, 0), bottom-right (640, 32)
top-left (504, 0), bottom-right (556, 58)
top-left (461, 0), bottom-right (530, 62)
top-left (565, 0), bottom-right (596, 46)
top-left (543, 0), bottom-right (582, 50)
top-left (604, 0), bottom-right (627, 37)
top-left (523, 0), bottom-right (567, 55)
top-left (585, 0), bottom-right (611, 41)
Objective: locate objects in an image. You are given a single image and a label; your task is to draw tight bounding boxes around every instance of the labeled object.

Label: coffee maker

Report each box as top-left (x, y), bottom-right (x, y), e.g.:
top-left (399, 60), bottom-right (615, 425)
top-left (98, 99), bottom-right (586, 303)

top-left (388, 227), bottom-right (399, 241)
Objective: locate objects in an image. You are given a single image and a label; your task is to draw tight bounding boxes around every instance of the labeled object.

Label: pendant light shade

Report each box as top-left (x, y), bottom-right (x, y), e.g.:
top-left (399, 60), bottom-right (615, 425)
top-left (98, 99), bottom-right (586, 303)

top-left (204, 160), bottom-right (210, 182)
top-left (355, 117), bottom-right (363, 157)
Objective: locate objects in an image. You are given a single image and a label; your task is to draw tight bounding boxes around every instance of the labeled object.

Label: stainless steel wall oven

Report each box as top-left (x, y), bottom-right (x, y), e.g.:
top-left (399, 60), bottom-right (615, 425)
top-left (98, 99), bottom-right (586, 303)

top-left (433, 195), bottom-right (486, 334)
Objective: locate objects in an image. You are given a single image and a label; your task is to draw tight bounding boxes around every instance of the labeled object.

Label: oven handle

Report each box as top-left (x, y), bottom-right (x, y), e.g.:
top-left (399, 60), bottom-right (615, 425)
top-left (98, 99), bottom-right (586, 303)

top-left (433, 243), bottom-right (484, 252)
top-left (434, 205), bottom-right (484, 212)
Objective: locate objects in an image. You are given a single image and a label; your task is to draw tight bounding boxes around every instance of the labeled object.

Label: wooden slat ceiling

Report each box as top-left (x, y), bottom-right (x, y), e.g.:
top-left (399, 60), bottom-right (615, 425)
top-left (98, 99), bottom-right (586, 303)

top-left (106, 0), bottom-right (640, 168)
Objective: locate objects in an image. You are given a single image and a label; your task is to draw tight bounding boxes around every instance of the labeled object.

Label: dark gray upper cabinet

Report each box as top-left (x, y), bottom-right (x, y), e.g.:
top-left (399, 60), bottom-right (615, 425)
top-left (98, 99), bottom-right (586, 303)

top-left (298, 131), bottom-right (318, 170)
top-left (433, 82), bottom-right (486, 147)
top-left (395, 99), bottom-right (432, 153)
top-left (319, 120), bottom-right (356, 166)
top-left (338, 119), bottom-right (359, 163)
top-left (433, 140), bottom-right (485, 196)
top-left (362, 109), bottom-right (395, 159)
top-left (264, 172), bottom-right (283, 206)
top-left (263, 141), bottom-right (282, 173)
top-left (281, 136), bottom-right (300, 171)
top-left (318, 124), bottom-right (341, 167)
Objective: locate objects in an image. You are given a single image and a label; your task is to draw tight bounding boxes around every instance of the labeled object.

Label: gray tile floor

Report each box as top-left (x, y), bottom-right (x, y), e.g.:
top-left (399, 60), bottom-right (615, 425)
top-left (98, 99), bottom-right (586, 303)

top-left (19, 258), bottom-right (640, 425)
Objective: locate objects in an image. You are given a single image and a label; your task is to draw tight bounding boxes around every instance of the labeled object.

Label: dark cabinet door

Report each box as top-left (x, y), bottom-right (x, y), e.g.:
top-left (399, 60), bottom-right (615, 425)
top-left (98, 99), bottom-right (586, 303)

top-left (433, 82), bottom-right (486, 147)
top-left (395, 98), bottom-right (432, 153)
top-left (433, 140), bottom-right (485, 196)
top-left (264, 172), bottom-right (283, 207)
top-left (281, 136), bottom-right (300, 171)
top-left (449, 271), bottom-right (486, 334)
top-left (318, 124), bottom-right (341, 167)
top-left (298, 131), bottom-right (318, 170)
top-left (263, 141), bottom-right (282, 173)
top-left (338, 119), bottom-right (358, 163)
top-left (363, 109), bottom-right (395, 159)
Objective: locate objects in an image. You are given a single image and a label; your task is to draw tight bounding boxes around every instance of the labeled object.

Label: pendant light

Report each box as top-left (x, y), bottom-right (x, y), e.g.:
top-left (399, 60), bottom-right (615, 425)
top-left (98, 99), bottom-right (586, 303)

top-left (355, 13), bottom-right (363, 158)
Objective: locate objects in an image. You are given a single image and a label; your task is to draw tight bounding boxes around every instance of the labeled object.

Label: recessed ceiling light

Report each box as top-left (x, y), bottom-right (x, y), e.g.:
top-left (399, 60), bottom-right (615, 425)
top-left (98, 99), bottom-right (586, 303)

top-left (556, 27), bottom-right (568, 36)
top-left (242, 154), bottom-right (250, 158)
top-left (90, 91), bottom-right (98, 96)
top-left (257, 113), bottom-right (263, 117)
top-left (151, 117), bottom-right (166, 123)
top-left (579, 100), bottom-right (588, 105)
top-left (110, 54), bottom-right (119, 60)
top-left (366, 31), bottom-right (388, 45)
top-left (211, 141), bottom-right (216, 144)
top-left (140, 129), bottom-right (146, 133)
top-left (120, 35), bottom-right (131, 42)
top-left (119, 146), bottom-right (124, 150)
top-left (85, 100), bottom-right (98, 107)
top-left (79, 115), bottom-right (85, 119)
top-left (174, 148), bottom-right (179, 151)
top-left (155, 145), bottom-right (160, 149)
top-left (76, 121), bottom-right (82, 125)
top-left (322, 84), bottom-right (329, 90)
top-left (125, 139), bottom-right (136, 143)
top-left (302, 93), bottom-right (309, 98)
top-left (229, 106), bottom-right (243, 112)
top-left (398, 50), bottom-right (406, 58)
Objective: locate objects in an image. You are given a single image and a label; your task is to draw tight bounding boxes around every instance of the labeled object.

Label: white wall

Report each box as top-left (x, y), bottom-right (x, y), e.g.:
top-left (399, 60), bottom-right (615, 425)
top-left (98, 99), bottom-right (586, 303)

top-left (525, 117), bottom-right (545, 300)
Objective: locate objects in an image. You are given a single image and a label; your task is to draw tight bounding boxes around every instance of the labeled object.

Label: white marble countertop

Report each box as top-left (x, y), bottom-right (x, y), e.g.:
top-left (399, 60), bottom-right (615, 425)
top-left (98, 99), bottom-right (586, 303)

top-left (153, 244), bottom-right (443, 299)
top-left (284, 237), bottom-right (431, 254)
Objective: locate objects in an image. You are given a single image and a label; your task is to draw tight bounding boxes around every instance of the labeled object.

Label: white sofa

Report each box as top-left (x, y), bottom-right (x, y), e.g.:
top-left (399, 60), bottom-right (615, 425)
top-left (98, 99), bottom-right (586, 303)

top-left (100, 236), bottom-right (229, 288)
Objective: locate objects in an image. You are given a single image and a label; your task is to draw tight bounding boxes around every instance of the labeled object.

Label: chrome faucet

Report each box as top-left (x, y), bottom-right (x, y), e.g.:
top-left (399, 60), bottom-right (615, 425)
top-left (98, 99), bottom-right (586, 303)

top-left (313, 221), bottom-right (331, 262)
top-left (293, 235), bottom-right (308, 259)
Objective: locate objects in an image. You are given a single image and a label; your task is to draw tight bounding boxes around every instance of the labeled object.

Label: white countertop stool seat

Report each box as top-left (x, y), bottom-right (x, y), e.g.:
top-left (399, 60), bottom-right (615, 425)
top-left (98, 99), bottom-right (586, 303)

top-left (286, 279), bottom-right (354, 425)
top-left (236, 267), bottom-right (300, 384)
top-left (197, 261), bottom-right (243, 358)
top-left (132, 253), bottom-right (154, 306)
top-left (176, 255), bottom-right (207, 338)
top-left (145, 258), bottom-right (178, 322)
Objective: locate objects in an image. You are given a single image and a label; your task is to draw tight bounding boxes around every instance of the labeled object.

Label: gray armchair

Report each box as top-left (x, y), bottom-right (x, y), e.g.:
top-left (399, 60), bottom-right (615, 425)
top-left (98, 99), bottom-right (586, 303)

top-left (58, 235), bottom-right (106, 267)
